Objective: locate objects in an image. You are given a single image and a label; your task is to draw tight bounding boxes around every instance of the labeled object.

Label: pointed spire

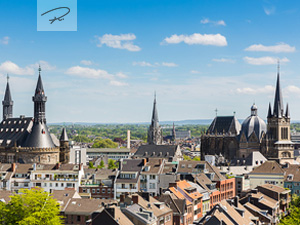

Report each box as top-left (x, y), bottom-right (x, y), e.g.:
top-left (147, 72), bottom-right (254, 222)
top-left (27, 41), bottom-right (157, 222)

top-left (2, 74), bottom-right (13, 119)
top-left (60, 128), bottom-right (69, 142)
top-left (33, 66), bottom-right (47, 123)
top-left (273, 63), bottom-right (284, 117)
top-left (35, 65), bottom-right (44, 96)
top-left (4, 74), bottom-right (12, 102)
top-left (285, 103), bottom-right (290, 118)
top-left (151, 92), bottom-right (159, 127)
top-left (267, 102), bottom-right (272, 118)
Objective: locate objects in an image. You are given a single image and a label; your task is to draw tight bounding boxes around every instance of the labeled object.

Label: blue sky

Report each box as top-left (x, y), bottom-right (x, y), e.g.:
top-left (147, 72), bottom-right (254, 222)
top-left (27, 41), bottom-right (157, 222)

top-left (0, 0), bottom-right (300, 123)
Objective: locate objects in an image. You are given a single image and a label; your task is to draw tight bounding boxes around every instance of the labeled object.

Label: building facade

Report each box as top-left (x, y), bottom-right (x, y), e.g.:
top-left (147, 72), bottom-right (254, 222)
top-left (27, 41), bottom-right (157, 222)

top-left (0, 67), bottom-right (70, 164)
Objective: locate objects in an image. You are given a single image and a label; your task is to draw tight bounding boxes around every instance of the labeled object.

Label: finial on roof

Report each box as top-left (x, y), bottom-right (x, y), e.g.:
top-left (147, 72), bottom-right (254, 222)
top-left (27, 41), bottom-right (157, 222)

top-left (277, 59), bottom-right (280, 74)
top-left (6, 74), bottom-right (9, 82)
top-left (215, 108), bottom-right (218, 116)
top-left (38, 65), bottom-right (41, 75)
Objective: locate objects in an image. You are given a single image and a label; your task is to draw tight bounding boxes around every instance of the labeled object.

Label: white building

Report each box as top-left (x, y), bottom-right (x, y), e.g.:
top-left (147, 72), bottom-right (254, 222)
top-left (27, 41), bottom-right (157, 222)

top-left (30, 163), bottom-right (84, 192)
top-left (70, 145), bottom-right (87, 165)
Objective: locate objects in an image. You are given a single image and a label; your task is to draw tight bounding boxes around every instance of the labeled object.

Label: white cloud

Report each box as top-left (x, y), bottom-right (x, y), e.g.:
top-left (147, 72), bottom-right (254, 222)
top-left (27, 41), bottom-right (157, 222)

top-left (243, 56), bottom-right (289, 65)
top-left (161, 62), bottom-right (178, 67)
top-left (162, 33), bottom-right (227, 46)
top-left (245, 43), bottom-right (295, 53)
top-left (0, 61), bottom-right (34, 75)
top-left (236, 85), bottom-right (274, 95)
top-left (96, 34), bottom-right (141, 52)
top-left (285, 85), bottom-right (300, 95)
top-left (200, 18), bottom-right (226, 26)
top-left (190, 70), bottom-right (201, 74)
top-left (65, 66), bottom-right (129, 87)
top-left (212, 58), bottom-right (236, 63)
top-left (110, 80), bottom-right (128, 86)
top-left (116, 72), bottom-right (128, 78)
top-left (31, 60), bottom-right (56, 71)
top-left (264, 6), bottom-right (275, 15)
top-left (66, 66), bottom-right (114, 79)
top-left (132, 61), bottom-right (154, 67)
top-left (80, 60), bottom-right (93, 66)
top-left (0, 36), bottom-right (9, 45)
top-left (133, 61), bottom-right (178, 67)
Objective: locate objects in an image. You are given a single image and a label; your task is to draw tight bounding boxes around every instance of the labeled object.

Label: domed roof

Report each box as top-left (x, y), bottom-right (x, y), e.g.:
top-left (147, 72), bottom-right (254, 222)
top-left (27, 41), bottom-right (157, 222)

top-left (240, 104), bottom-right (266, 141)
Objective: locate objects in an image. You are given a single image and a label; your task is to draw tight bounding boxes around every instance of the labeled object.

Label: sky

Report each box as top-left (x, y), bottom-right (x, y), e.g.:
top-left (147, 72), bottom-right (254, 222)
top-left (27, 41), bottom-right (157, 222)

top-left (0, 0), bottom-right (300, 123)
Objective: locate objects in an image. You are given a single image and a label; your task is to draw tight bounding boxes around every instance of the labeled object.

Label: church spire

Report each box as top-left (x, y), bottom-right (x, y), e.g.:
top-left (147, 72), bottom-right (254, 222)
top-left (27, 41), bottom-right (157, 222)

top-left (147, 92), bottom-right (163, 145)
top-left (33, 66), bottom-right (47, 123)
top-left (151, 92), bottom-right (159, 128)
top-left (2, 74), bottom-right (13, 119)
top-left (172, 122), bottom-right (176, 141)
top-left (267, 102), bottom-right (272, 118)
top-left (285, 103), bottom-right (290, 118)
top-left (273, 62), bottom-right (284, 118)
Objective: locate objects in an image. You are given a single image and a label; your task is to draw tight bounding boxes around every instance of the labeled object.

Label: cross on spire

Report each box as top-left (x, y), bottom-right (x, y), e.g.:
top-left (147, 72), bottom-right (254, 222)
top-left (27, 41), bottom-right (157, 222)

top-left (6, 74), bottom-right (9, 82)
top-left (215, 108), bottom-right (218, 116)
top-left (277, 59), bottom-right (280, 74)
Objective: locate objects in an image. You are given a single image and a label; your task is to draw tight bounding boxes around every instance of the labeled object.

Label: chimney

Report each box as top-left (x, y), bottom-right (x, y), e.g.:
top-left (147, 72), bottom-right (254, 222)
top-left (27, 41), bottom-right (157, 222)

top-left (132, 195), bottom-right (139, 204)
top-left (159, 159), bottom-right (162, 165)
top-left (169, 183), bottom-right (177, 189)
top-left (234, 196), bottom-right (239, 208)
top-left (12, 163), bottom-right (16, 172)
top-left (127, 130), bottom-right (131, 149)
top-left (143, 158), bottom-right (147, 166)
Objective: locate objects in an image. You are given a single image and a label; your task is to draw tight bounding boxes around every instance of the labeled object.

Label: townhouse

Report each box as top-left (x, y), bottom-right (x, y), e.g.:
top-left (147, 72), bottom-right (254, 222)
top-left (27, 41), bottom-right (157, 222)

top-left (248, 161), bottom-right (285, 189)
top-left (122, 193), bottom-right (173, 225)
top-left (140, 158), bottom-right (164, 196)
top-left (169, 180), bottom-right (203, 221)
top-left (158, 192), bottom-right (192, 225)
top-left (177, 160), bottom-right (235, 209)
top-left (79, 168), bottom-right (118, 199)
top-left (30, 163), bottom-right (84, 192)
top-left (115, 159), bottom-right (144, 198)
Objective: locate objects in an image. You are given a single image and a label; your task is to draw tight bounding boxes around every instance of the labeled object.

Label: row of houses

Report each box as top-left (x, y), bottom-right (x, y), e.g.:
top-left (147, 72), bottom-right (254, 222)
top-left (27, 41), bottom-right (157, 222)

top-left (0, 182), bottom-right (289, 225)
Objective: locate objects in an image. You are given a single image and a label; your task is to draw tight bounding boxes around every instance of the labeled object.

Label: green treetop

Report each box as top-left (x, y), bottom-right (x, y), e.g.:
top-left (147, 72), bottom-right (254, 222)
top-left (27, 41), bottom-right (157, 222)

top-left (0, 188), bottom-right (63, 225)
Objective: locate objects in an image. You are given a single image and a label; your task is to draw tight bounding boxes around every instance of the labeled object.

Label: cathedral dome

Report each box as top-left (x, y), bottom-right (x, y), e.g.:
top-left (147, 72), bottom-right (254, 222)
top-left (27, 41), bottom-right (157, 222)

top-left (240, 104), bottom-right (266, 141)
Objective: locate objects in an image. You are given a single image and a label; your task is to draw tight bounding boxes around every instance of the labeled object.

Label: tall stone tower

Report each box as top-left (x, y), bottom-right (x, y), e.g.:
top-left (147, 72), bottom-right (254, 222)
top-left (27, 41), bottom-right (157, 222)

top-left (2, 75), bottom-right (13, 120)
top-left (23, 66), bottom-right (58, 164)
top-left (33, 66), bottom-right (47, 124)
top-left (59, 128), bottom-right (70, 163)
top-left (147, 94), bottom-right (163, 145)
top-left (266, 65), bottom-right (294, 161)
top-left (172, 122), bottom-right (176, 142)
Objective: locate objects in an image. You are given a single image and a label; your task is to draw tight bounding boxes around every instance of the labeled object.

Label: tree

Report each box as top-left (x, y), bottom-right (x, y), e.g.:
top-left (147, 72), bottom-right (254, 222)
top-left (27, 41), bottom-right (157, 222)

top-left (88, 161), bottom-right (95, 169)
top-left (108, 159), bottom-right (119, 169)
top-left (183, 155), bottom-right (192, 160)
top-left (0, 188), bottom-right (63, 225)
top-left (73, 135), bottom-right (91, 143)
top-left (280, 194), bottom-right (300, 224)
top-left (92, 139), bottom-right (118, 148)
top-left (97, 160), bottom-right (105, 169)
